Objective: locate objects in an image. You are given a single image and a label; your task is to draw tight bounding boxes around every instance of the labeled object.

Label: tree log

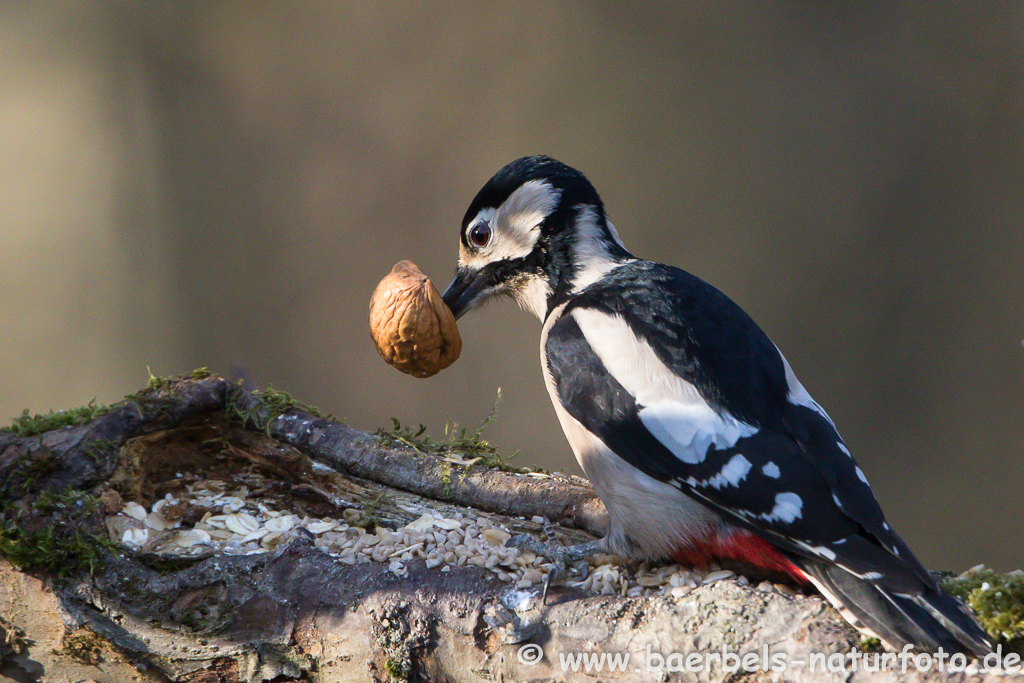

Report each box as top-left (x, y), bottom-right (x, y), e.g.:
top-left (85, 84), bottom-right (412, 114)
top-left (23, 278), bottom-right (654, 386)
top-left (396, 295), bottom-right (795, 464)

top-left (0, 376), bottom-right (1017, 682)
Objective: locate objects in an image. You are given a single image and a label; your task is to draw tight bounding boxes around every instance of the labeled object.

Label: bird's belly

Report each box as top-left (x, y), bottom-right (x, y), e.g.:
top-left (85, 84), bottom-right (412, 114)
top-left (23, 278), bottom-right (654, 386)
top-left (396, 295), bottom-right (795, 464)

top-left (538, 304), bottom-right (721, 559)
top-left (548, 397), bottom-right (722, 559)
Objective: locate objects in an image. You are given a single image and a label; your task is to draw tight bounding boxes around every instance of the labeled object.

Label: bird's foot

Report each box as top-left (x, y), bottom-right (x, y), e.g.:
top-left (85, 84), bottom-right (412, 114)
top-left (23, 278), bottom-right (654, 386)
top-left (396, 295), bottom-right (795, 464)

top-left (507, 524), bottom-right (603, 604)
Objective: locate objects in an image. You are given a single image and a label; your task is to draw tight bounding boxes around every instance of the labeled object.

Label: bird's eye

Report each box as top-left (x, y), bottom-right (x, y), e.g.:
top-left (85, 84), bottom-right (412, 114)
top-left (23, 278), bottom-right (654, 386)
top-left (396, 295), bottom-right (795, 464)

top-left (469, 223), bottom-right (491, 248)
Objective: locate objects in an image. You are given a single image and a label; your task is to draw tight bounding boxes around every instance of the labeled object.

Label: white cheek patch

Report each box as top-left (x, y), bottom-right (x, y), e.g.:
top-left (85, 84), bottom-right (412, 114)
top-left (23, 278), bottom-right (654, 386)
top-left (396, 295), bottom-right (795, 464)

top-left (460, 180), bottom-right (560, 270)
top-left (496, 178), bottom-right (560, 240)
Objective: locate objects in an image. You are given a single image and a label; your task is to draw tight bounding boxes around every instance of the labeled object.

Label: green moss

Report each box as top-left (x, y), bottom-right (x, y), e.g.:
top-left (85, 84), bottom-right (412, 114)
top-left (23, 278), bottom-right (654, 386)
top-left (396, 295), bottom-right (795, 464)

top-left (121, 367), bottom-right (214, 409)
top-left (0, 482), bottom-right (113, 579)
top-left (20, 448), bottom-right (60, 478)
top-left (2, 399), bottom-right (109, 437)
top-left (375, 390), bottom-right (528, 474)
top-left (376, 608), bottom-right (413, 682)
top-left (82, 438), bottom-right (116, 467)
top-left (376, 419), bottom-right (431, 452)
top-left (0, 522), bottom-right (112, 578)
top-left (941, 567), bottom-right (1024, 647)
top-left (114, 368), bottom-right (223, 430)
top-left (33, 489), bottom-right (99, 515)
top-left (142, 366), bottom-right (214, 393)
top-left (384, 656), bottom-right (410, 681)
top-left (2, 450), bottom-right (62, 499)
top-left (351, 491), bottom-right (389, 532)
top-left (859, 636), bottom-right (882, 651)
top-left (256, 387), bottom-right (326, 420)
top-left (226, 384), bottom-right (330, 434)
top-left (438, 459), bottom-right (454, 499)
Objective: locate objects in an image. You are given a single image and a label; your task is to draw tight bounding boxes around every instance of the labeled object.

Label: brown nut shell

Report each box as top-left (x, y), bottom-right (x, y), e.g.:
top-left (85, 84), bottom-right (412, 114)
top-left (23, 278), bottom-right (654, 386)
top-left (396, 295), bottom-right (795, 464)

top-left (368, 260), bottom-right (462, 378)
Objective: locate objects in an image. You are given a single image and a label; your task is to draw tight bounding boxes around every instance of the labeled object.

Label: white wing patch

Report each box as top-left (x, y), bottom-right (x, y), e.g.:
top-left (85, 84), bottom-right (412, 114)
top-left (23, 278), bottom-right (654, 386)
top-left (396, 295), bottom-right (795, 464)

top-left (762, 461), bottom-right (781, 479)
top-left (795, 540), bottom-right (838, 561)
top-left (772, 342), bottom-right (837, 429)
top-left (761, 492), bottom-right (803, 524)
top-left (571, 308), bottom-right (757, 466)
top-left (811, 545), bottom-right (837, 561)
top-left (683, 454), bottom-right (752, 490)
top-left (641, 403), bottom-right (756, 464)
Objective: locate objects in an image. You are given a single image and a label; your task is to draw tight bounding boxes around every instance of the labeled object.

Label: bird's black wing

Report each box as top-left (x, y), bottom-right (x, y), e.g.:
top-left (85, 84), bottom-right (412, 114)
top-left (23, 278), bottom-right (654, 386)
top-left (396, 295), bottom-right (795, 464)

top-left (545, 260), bottom-right (931, 593)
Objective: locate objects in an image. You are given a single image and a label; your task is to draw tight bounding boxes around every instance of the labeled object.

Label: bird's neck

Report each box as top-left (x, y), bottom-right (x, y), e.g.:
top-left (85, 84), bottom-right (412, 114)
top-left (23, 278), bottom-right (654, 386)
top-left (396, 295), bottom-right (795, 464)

top-left (541, 207), bottom-right (634, 319)
top-left (510, 274), bottom-right (557, 321)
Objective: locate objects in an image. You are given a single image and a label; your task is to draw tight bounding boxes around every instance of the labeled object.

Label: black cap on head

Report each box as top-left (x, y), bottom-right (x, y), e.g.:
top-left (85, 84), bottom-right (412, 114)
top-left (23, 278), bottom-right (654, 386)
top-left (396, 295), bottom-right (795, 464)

top-left (461, 155), bottom-right (602, 232)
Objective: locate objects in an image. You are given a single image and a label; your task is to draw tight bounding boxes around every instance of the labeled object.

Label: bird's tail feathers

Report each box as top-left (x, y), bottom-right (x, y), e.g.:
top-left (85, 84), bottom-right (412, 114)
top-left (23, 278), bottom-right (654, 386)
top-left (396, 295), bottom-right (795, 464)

top-left (799, 560), bottom-right (991, 657)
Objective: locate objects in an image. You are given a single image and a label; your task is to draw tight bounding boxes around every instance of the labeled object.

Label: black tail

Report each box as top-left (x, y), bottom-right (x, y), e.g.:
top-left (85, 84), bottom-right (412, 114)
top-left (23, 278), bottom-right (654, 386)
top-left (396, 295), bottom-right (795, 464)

top-left (799, 560), bottom-right (992, 657)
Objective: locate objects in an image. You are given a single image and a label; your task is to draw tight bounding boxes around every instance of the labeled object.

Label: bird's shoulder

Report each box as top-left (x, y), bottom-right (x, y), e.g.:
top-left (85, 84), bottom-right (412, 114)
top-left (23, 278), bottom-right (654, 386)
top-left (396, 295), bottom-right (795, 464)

top-left (553, 259), bottom-right (788, 429)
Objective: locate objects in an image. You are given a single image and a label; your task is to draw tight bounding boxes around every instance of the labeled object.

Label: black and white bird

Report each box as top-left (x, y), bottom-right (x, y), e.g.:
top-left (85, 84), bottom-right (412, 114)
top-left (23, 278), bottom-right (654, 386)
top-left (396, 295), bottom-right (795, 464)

top-left (441, 155), bottom-right (991, 656)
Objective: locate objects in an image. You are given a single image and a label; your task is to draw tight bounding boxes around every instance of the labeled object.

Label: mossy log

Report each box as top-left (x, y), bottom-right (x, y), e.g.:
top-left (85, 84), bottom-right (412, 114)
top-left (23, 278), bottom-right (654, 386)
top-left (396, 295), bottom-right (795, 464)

top-left (0, 375), bottom-right (1017, 682)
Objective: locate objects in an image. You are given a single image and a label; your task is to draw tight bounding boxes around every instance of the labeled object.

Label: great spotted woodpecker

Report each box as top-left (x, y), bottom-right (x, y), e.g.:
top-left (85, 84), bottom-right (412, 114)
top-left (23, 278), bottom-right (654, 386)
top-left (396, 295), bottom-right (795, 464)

top-left (441, 155), bottom-right (990, 656)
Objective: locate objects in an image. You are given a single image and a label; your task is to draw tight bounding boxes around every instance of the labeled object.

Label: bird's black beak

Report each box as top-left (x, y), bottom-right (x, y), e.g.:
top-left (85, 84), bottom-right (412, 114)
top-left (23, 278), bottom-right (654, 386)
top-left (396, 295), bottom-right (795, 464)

top-left (441, 269), bottom-right (484, 321)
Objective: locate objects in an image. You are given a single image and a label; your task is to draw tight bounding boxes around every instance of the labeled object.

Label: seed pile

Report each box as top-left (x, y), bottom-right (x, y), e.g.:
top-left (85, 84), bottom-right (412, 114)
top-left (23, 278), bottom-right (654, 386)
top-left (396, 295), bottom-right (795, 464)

top-left (105, 480), bottom-right (742, 597)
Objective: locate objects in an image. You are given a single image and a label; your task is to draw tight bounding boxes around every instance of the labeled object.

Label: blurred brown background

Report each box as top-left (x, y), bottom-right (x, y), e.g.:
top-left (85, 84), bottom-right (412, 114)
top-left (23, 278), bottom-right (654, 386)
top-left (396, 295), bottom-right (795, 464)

top-left (1, 3), bottom-right (1020, 571)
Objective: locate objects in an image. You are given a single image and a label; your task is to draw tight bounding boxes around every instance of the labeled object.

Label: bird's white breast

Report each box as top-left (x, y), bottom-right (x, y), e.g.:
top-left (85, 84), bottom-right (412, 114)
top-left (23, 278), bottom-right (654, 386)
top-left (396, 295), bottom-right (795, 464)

top-left (539, 303), bottom-right (721, 558)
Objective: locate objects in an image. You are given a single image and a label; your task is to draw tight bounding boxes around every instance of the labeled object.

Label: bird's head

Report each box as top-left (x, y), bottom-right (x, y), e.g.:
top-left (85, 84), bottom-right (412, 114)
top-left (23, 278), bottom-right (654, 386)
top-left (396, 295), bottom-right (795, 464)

top-left (441, 156), bottom-right (632, 322)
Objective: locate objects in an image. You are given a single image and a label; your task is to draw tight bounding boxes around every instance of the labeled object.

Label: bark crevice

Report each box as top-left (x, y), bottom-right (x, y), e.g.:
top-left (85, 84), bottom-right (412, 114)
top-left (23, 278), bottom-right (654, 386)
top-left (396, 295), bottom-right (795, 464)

top-left (0, 376), bottom-right (1011, 682)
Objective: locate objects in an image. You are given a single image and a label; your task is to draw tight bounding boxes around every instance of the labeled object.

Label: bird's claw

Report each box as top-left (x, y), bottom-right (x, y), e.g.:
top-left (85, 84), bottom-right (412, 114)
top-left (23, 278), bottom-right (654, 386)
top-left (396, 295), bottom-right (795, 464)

top-left (507, 532), bottom-right (602, 604)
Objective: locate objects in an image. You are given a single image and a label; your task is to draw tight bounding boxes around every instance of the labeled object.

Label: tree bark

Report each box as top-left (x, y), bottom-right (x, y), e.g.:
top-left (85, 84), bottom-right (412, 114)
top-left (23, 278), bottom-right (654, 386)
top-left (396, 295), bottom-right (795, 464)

top-left (0, 376), bottom-right (1015, 682)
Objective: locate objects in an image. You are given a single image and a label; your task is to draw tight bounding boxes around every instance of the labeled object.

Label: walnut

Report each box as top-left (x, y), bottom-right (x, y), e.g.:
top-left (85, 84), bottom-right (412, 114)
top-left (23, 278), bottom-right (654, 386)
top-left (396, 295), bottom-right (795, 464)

top-left (368, 260), bottom-right (462, 378)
